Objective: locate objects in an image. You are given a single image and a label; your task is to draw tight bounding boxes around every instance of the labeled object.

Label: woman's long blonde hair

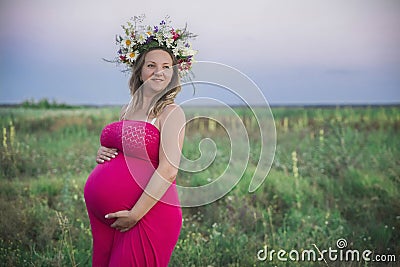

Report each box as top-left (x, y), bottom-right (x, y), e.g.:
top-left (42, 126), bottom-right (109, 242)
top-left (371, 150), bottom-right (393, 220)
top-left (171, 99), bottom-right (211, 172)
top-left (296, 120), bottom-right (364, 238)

top-left (121, 47), bottom-right (181, 120)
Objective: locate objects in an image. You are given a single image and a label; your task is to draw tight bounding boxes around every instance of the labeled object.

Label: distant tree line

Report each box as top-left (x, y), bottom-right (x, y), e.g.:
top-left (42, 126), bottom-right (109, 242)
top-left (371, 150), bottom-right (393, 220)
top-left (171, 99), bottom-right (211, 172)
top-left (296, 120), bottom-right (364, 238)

top-left (20, 98), bottom-right (80, 109)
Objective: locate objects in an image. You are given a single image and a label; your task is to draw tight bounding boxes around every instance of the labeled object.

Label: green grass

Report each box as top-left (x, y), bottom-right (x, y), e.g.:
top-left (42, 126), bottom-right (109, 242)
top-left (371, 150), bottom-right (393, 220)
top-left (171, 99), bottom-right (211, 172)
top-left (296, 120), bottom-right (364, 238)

top-left (0, 105), bottom-right (399, 266)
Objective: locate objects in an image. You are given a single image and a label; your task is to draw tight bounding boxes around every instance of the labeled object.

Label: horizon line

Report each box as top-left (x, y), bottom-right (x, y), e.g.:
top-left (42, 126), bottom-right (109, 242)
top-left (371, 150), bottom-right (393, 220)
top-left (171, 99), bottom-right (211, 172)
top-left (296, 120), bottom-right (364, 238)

top-left (1, 102), bottom-right (399, 109)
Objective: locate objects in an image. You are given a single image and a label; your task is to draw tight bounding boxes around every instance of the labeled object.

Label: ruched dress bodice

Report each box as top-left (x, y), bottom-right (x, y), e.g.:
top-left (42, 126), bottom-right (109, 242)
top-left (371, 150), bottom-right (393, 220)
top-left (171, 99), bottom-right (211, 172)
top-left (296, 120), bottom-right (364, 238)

top-left (100, 120), bottom-right (160, 165)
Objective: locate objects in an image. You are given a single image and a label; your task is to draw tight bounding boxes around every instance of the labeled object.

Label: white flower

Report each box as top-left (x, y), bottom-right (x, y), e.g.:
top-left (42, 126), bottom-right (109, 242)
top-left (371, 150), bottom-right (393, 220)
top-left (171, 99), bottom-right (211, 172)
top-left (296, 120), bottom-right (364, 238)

top-left (126, 50), bottom-right (140, 62)
top-left (179, 62), bottom-right (191, 72)
top-left (181, 47), bottom-right (197, 57)
top-left (172, 40), bottom-right (186, 56)
top-left (145, 25), bottom-right (153, 37)
top-left (172, 41), bottom-right (197, 57)
top-left (165, 37), bottom-right (174, 48)
top-left (137, 32), bottom-right (148, 44)
top-left (158, 24), bottom-right (169, 35)
top-left (164, 30), bottom-right (173, 40)
top-left (154, 28), bottom-right (174, 47)
top-left (122, 39), bottom-right (133, 48)
top-left (155, 32), bottom-right (165, 45)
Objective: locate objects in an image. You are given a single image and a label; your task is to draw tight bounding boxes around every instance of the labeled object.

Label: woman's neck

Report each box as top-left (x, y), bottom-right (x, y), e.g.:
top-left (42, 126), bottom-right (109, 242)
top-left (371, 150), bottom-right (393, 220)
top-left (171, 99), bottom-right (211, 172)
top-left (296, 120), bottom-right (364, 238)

top-left (141, 88), bottom-right (161, 111)
top-left (141, 94), bottom-right (154, 111)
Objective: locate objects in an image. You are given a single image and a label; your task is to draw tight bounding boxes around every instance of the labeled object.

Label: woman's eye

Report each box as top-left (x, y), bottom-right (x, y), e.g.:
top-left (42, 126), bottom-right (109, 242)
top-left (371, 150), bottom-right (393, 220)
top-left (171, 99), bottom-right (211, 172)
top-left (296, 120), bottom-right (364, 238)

top-left (147, 64), bottom-right (155, 68)
top-left (163, 66), bottom-right (171, 69)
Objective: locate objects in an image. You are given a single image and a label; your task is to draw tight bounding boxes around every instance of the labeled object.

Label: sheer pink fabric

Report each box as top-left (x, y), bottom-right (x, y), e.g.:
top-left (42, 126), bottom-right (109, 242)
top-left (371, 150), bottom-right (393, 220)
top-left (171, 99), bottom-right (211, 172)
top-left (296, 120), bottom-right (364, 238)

top-left (84, 120), bottom-right (182, 267)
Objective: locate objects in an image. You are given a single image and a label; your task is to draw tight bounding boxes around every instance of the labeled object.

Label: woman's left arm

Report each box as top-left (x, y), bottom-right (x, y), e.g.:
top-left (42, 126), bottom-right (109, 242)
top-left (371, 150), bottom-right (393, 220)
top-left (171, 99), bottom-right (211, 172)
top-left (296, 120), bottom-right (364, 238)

top-left (105, 105), bottom-right (185, 232)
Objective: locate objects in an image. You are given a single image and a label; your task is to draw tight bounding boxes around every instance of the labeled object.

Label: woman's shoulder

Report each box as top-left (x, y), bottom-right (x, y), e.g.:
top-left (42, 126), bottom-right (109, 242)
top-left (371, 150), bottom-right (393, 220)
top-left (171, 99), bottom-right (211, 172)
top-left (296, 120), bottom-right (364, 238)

top-left (160, 103), bottom-right (185, 119)
top-left (158, 103), bottom-right (185, 129)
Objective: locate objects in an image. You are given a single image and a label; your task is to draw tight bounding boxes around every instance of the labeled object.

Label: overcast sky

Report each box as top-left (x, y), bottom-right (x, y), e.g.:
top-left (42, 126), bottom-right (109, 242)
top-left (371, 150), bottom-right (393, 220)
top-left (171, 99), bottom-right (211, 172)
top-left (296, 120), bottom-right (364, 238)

top-left (0, 0), bottom-right (399, 105)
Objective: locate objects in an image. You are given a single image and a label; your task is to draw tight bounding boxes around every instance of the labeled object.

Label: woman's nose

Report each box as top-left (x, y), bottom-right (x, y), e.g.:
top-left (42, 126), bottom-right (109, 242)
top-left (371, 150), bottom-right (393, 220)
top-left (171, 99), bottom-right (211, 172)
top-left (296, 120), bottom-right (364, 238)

top-left (154, 67), bottom-right (163, 76)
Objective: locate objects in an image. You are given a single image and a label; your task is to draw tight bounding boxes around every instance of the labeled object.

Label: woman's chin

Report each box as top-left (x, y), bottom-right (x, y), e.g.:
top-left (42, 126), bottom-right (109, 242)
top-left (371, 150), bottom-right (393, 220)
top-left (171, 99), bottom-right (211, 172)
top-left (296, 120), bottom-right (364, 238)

top-left (149, 83), bottom-right (169, 92)
top-left (142, 83), bottom-right (165, 93)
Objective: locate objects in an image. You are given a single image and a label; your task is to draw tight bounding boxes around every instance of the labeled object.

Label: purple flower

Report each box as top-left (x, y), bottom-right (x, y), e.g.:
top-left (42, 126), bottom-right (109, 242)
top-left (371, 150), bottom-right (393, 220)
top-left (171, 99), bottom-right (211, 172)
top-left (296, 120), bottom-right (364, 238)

top-left (154, 26), bottom-right (158, 33)
top-left (160, 20), bottom-right (166, 25)
top-left (146, 36), bottom-right (154, 44)
top-left (185, 43), bottom-right (190, 47)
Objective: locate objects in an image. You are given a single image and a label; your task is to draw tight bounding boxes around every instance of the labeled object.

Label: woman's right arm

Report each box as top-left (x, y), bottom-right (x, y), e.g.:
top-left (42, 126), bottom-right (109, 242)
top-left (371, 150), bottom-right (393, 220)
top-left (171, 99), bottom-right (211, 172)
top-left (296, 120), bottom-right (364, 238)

top-left (96, 104), bottom-right (127, 164)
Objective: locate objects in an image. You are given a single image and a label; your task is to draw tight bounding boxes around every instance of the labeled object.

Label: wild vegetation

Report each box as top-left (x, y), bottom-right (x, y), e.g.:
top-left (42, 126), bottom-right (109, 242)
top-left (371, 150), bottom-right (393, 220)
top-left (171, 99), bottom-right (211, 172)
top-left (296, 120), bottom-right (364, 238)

top-left (0, 104), bottom-right (399, 266)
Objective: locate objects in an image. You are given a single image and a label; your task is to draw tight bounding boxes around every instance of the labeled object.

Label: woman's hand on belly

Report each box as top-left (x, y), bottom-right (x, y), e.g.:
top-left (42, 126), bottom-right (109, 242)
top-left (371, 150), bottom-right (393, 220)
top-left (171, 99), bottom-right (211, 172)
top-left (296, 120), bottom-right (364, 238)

top-left (105, 209), bottom-right (139, 232)
top-left (96, 146), bottom-right (118, 164)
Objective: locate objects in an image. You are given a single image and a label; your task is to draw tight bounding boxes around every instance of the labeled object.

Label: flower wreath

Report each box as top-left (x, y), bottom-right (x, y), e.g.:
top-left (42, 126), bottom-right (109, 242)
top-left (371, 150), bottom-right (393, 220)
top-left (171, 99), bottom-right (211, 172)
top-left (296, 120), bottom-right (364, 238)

top-left (114, 15), bottom-right (197, 78)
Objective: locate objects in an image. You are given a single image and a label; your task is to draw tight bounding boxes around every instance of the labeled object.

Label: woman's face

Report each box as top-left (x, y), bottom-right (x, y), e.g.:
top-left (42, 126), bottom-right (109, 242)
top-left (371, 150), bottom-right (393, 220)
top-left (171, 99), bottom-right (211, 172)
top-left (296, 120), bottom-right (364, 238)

top-left (140, 49), bottom-right (174, 92)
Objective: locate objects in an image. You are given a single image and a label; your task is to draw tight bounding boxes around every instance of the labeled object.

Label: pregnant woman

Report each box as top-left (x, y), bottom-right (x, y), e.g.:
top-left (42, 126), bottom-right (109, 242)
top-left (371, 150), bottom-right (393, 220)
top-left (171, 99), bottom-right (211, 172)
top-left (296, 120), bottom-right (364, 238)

top-left (84, 16), bottom-right (196, 266)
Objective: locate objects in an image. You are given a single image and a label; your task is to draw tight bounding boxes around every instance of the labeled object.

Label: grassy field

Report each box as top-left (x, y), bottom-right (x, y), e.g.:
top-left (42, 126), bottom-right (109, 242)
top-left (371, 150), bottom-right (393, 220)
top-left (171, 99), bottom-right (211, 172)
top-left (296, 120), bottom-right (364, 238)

top-left (0, 105), bottom-right (399, 266)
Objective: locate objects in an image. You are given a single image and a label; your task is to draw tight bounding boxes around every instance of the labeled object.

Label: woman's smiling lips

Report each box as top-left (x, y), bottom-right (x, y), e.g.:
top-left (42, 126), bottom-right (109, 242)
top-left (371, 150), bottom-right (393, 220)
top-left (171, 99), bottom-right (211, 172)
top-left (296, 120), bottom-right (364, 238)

top-left (151, 78), bottom-right (164, 82)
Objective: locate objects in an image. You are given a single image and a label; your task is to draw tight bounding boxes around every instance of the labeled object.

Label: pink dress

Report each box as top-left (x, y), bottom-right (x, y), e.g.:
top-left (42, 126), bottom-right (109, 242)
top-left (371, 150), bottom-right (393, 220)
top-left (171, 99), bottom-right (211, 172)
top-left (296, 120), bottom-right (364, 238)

top-left (84, 120), bottom-right (182, 267)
